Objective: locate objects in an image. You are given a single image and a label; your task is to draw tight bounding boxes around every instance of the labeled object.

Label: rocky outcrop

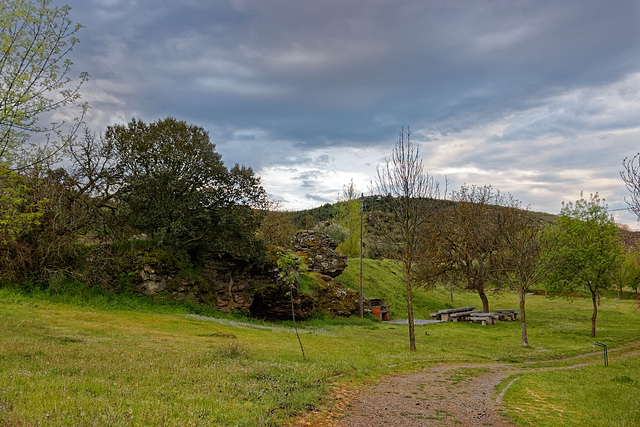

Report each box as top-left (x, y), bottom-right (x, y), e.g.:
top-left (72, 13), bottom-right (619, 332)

top-left (126, 231), bottom-right (359, 320)
top-left (314, 273), bottom-right (370, 317)
top-left (201, 253), bottom-right (315, 320)
top-left (249, 284), bottom-right (315, 320)
top-left (201, 254), bottom-right (270, 314)
top-left (292, 230), bottom-right (347, 277)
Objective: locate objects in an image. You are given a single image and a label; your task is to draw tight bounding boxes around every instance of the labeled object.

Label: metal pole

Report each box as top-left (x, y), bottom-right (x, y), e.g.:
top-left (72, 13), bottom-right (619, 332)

top-left (359, 193), bottom-right (364, 318)
top-left (594, 342), bottom-right (608, 367)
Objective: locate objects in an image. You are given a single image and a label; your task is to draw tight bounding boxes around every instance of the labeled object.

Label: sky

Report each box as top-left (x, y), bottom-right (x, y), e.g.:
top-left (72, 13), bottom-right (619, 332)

top-left (56, 0), bottom-right (640, 227)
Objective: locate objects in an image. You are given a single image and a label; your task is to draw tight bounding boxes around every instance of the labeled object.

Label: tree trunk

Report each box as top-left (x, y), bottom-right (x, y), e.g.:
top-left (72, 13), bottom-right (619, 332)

top-left (591, 291), bottom-right (598, 337)
top-left (406, 273), bottom-right (416, 351)
top-left (477, 287), bottom-right (490, 312)
top-left (290, 290), bottom-right (305, 359)
top-left (519, 290), bottom-right (528, 347)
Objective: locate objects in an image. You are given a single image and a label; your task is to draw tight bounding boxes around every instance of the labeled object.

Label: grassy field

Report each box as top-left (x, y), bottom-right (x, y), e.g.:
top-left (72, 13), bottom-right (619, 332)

top-left (1, 263), bottom-right (640, 425)
top-left (501, 353), bottom-right (640, 426)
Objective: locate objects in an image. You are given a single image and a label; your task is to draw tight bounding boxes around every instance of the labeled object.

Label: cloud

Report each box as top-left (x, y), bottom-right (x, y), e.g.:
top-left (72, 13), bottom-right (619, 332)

top-left (60, 0), bottom-right (640, 226)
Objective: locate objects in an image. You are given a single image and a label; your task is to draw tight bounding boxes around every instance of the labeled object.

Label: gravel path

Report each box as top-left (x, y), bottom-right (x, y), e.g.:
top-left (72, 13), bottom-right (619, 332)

top-left (295, 363), bottom-right (517, 426)
top-left (334, 363), bottom-right (517, 426)
top-left (293, 341), bottom-right (640, 426)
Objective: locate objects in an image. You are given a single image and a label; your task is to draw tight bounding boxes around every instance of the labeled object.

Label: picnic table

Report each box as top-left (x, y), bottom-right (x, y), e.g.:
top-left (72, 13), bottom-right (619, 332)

top-left (494, 309), bottom-right (519, 321)
top-left (430, 307), bottom-right (519, 325)
top-left (430, 306), bottom-right (476, 322)
top-left (468, 312), bottom-right (499, 325)
top-left (449, 309), bottom-right (481, 322)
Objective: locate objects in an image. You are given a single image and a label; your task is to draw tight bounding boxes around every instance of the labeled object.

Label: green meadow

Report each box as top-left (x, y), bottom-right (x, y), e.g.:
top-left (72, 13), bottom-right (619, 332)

top-left (1, 260), bottom-right (639, 426)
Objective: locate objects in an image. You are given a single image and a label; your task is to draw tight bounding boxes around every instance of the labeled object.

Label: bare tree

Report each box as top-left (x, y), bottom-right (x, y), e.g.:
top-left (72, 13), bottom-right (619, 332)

top-left (621, 153), bottom-right (640, 219)
top-left (494, 199), bottom-right (551, 347)
top-left (442, 185), bottom-right (503, 313)
top-left (371, 128), bottom-right (440, 351)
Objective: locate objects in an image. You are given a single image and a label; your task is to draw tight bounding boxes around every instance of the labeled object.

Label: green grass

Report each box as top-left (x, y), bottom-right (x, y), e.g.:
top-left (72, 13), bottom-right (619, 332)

top-left (337, 258), bottom-right (452, 318)
top-left (1, 261), bottom-right (640, 425)
top-left (502, 354), bottom-right (640, 426)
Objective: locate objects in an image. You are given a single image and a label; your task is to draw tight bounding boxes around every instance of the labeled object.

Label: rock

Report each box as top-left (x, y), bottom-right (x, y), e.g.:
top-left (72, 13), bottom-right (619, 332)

top-left (201, 254), bottom-right (270, 313)
top-left (292, 231), bottom-right (347, 278)
top-left (315, 274), bottom-right (368, 317)
top-left (249, 284), bottom-right (315, 320)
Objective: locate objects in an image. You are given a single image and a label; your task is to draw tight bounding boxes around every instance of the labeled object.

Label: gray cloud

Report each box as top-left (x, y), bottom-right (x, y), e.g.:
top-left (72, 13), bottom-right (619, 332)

top-left (60, 0), bottom-right (640, 225)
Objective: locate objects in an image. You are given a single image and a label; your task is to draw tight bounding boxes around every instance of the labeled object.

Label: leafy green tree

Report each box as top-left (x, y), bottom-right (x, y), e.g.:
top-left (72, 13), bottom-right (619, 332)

top-left (1, 0), bottom-right (87, 163)
top-left (105, 117), bottom-right (267, 257)
top-left (1, 0), bottom-right (87, 244)
top-left (543, 193), bottom-right (624, 337)
top-left (0, 168), bottom-right (46, 244)
top-left (616, 246), bottom-right (640, 299)
top-left (335, 180), bottom-right (363, 258)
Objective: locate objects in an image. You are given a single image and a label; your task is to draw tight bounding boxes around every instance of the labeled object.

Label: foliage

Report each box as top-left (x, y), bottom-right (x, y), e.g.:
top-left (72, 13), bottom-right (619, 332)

top-left (313, 220), bottom-right (349, 244)
top-left (542, 193), bottom-right (624, 336)
top-left (105, 117), bottom-right (267, 257)
top-left (616, 245), bottom-right (640, 297)
top-left (0, 0), bottom-right (87, 252)
top-left (0, 166), bottom-right (115, 284)
top-left (291, 203), bottom-right (335, 229)
top-left (257, 202), bottom-right (297, 249)
top-left (0, 167), bottom-right (45, 244)
top-left (334, 180), bottom-right (364, 258)
top-left (0, 0), bottom-right (88, 162)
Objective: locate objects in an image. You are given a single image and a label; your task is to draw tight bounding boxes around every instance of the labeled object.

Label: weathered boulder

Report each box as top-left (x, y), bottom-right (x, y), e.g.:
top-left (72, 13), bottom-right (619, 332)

top-left (292, 230), bottom-right (347, 278)
top-left (201, 254), bottom-right (270, 314)
top-left (314, 273), bottom-right (370, 317)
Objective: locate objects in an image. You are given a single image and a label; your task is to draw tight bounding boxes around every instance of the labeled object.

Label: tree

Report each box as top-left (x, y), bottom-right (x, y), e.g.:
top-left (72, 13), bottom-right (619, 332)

top-left (1, 0), bottom-right (87, 245)
top-left (334, 180), bottom-right (363, 258)
top-left (443, 185), bottom-right (505, 313)
top-left (493, 200), bottom-right (551, 347)
top-left (371, 128), bottom-right (441, 351)
top-left (621, 153), bottom-right (640, 219)
top-left (1, 0), bottom-right (88, 164)
top-left (543, 193), bottom-right (624, 337)
top-left (257, 201), bottom-right (297, 250)
top-left (104, 117), bottom-right (267, 257)
top-left (277, 250), bottom-right (307, 359)
top-left (616, 245), bottom-right (640, 299)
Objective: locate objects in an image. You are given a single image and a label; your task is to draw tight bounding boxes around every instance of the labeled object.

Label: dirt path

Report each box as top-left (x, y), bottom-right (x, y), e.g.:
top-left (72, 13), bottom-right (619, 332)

top-left (295, 341), bottom-right (640, 426)
top-left (333, 363), bottom-right (517, 426)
